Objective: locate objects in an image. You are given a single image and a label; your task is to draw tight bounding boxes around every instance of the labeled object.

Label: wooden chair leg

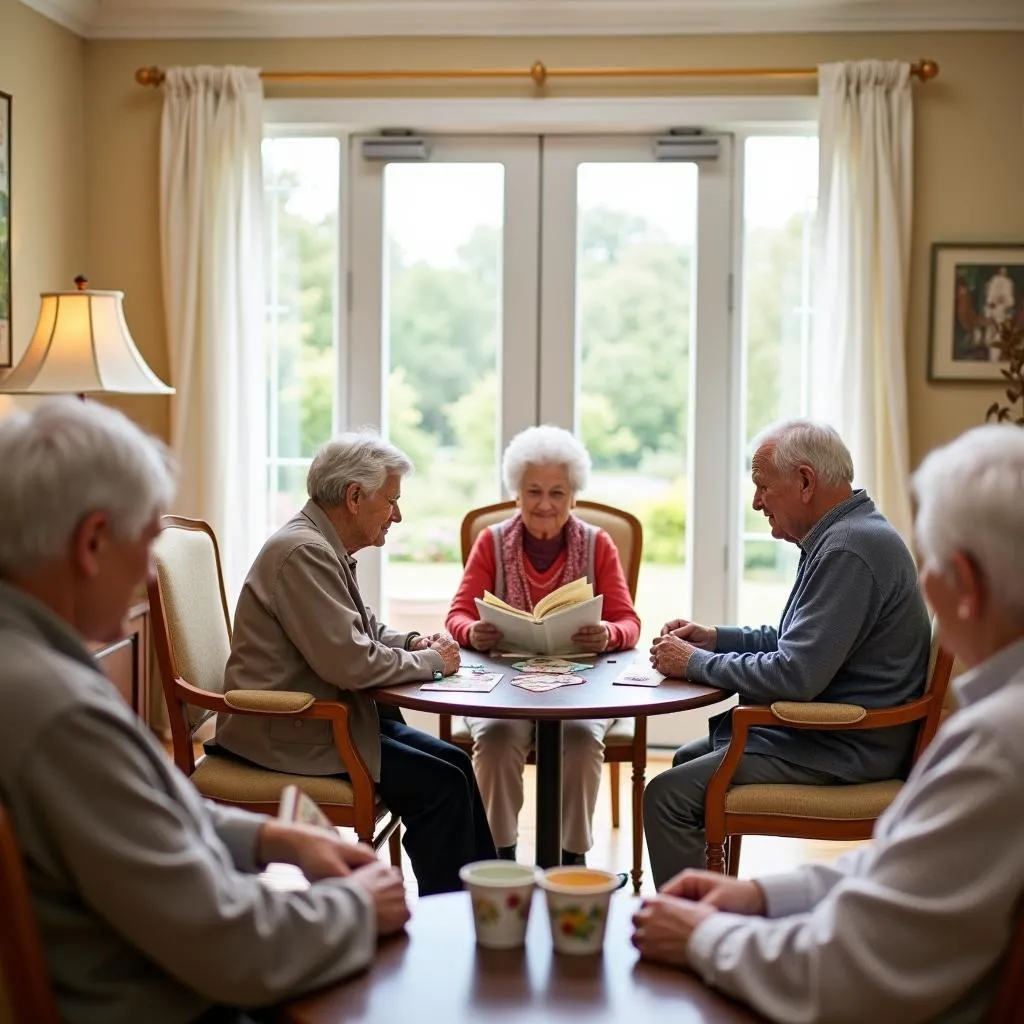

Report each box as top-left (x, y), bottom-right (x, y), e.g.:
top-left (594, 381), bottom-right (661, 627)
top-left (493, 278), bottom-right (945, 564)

top-left (705, 841), bottom-right (727, 873)
top-left (389, 827), bottom-right (402, 869)
top-left (609, 762), bottom-right (621, 829)
top-left (630, 761), bottom-right (644, 895)
top-left (726, 835), bottom-right (742, 877)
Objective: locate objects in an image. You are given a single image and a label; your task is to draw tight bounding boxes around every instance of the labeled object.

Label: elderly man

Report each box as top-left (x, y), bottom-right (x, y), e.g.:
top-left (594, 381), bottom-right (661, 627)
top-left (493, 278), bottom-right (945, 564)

top-left (644, 419), bottom-right (930, 886)
top-left (633, 424), bottom-right (1024, 1023)
top-left (217, 431), bottom-right (495, 896)
top-left (0, 401), bottom-right (409, 1024)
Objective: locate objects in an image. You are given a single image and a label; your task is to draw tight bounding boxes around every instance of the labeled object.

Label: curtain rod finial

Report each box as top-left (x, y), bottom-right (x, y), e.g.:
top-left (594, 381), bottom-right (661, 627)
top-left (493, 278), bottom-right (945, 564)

top-left (917, 59), bottom-right (939, 81)
top-left (135, 66), bottom-right (165, 87)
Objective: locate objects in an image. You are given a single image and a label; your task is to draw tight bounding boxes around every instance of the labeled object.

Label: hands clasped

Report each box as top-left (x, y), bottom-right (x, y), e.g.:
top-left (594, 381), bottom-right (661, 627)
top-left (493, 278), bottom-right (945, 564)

top-left (424, 630), bottom-right (460, 675)
top-left (631, 869), bottom-right (766, 968)
top-left (649, 616), bottom-right (716, 679)
top-left (258, 822), bottom-right (410, 936)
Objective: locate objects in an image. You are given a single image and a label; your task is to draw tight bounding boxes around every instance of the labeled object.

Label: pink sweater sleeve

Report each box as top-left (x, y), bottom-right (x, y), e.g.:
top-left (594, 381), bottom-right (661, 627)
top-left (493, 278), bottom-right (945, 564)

top-left (593, 529), bottom-right (641, 651)
top-left (445, 529), bottom-right (498, 649)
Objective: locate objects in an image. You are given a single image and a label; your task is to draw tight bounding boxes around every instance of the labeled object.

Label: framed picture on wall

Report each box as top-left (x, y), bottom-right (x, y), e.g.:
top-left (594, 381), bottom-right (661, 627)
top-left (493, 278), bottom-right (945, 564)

top-left (928, 243), bottom-right (1024, 382)
top-left (0, 90), bottom-right (10, 368)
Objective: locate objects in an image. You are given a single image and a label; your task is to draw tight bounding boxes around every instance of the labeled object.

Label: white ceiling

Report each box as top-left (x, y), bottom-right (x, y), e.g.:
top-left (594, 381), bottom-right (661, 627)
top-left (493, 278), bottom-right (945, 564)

top-left (19, 0), bottom-right (1024, 40)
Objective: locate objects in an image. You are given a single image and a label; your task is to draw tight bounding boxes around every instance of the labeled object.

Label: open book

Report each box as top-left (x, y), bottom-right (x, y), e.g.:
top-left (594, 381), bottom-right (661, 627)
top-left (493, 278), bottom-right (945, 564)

top-left (475, 577), bottom-right (604, 655)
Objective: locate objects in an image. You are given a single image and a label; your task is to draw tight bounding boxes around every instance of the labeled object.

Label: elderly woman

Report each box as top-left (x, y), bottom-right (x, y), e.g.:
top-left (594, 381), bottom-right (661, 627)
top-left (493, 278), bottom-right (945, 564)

top-left (217, 430), bottom-right (495, 896)
top-left (446, 425), bottom-right (641, 865)
top-left (631, 423), bottom-right (1024, 1023)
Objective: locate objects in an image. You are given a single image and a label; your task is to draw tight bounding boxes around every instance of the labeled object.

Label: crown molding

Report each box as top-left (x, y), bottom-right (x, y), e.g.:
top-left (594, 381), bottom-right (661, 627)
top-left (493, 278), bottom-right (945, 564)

top-left (18, 0), bottom-right (97, 36)
top-left (19, 0), bottom-right (1024, 40)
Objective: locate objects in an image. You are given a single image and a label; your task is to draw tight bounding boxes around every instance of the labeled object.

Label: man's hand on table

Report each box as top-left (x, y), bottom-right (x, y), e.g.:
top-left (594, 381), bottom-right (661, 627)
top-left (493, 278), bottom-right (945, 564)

top-left (631, 870), bottom-right (766, 968)
top-left (428, 631), bottom-right (461, 675)
top-left (659, 617), bottom-right (717, 650)
top-left (649, 634), bottom-right (696, 678)
top-left (347, 861), bottom-right (411, 936)
top-left (259, 820), bottom-right (377, 880)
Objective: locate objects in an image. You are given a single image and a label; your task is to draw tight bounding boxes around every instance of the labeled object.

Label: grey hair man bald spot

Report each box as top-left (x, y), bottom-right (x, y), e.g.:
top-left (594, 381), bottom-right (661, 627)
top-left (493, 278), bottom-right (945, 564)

top-left (752, 419), bottom-right (854, 488)
top-left (0, 399), bottom-right (175, 576)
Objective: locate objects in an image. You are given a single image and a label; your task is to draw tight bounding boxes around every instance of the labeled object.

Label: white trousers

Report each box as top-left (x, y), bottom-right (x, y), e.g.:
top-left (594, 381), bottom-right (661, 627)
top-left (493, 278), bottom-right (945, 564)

top-left (464, 716), bottom-right (611, 854)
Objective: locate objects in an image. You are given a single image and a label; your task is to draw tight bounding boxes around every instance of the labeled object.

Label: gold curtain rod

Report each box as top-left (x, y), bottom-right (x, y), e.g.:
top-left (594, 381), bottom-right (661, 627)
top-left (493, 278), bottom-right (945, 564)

top-left (135, 58), bottom-right (939, 88)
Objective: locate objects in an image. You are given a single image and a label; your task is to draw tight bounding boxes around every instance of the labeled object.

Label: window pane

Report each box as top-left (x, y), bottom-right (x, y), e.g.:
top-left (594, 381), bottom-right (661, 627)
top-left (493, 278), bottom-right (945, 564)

top-left (738, 135), bottom-right (817, 626)
top-left (574, 163), bottom-right (697, 640)
top-left (381, 163), bottom-right (504, 630)
top-left (262, 137), bottom-right (340, 534)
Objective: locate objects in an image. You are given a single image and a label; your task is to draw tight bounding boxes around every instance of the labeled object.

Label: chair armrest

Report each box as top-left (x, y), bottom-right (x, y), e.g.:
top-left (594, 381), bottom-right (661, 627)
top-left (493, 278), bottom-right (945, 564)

top-left (223, 689), bottom-right (315, 713)
top-left (704, 695), bottom-right (936, 821)
top-left (173, 678), bottom-right (376, 812)
top-left (770, 701), bottom-right (866, 724)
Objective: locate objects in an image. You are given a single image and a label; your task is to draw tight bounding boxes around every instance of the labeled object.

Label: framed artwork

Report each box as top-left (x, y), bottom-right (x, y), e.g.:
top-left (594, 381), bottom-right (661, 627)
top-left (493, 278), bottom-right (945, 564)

top-left (0, 90), bottom-right (9, 368)
top-left (928, 243), bottom-right (1024, 382)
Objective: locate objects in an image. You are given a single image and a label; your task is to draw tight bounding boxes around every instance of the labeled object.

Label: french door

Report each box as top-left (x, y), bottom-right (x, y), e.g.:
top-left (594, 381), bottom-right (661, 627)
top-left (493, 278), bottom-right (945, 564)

top-left (348, 133), bottom-right (735, 693)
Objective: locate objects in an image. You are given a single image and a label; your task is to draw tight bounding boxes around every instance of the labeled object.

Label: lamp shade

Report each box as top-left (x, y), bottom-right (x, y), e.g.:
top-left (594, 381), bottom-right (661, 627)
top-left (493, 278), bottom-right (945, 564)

top-left (0, 282), bottom-right (173, 395)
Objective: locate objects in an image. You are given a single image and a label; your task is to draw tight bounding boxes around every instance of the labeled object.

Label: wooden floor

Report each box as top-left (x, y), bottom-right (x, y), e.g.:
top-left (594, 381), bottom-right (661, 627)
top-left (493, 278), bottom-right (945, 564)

top-left (262, 753), bottom-right (867, 898)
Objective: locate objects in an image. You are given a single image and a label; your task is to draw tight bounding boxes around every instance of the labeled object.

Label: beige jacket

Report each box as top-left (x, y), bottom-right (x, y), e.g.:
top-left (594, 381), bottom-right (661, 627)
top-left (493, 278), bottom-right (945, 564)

top-left (217, 500), bottom-right (443, 779)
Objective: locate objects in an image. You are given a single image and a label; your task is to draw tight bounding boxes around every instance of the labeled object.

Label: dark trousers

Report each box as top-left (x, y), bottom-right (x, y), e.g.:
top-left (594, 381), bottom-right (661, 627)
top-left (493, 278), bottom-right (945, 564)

top-left (377, 718), bottom-right (496, 896)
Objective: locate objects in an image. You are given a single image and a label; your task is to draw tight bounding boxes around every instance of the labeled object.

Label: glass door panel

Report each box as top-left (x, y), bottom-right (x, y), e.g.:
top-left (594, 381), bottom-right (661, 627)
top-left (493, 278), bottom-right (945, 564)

top-left (348, 136), bottom-right (539, 623)
top-left (737, 135), bottom-right (818, 627)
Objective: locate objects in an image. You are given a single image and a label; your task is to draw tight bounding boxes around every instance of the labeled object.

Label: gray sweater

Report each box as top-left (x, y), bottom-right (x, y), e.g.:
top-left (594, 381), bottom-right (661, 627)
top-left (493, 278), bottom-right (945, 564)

top-left (685, 491), bottom-right (930, 781)
top-left (0, 582), bottom-right (376, 1024)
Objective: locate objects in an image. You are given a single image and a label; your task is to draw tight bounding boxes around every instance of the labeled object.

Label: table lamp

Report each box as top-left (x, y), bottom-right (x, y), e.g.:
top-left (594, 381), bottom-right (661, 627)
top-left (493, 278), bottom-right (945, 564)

top-left (0, 276), bottom-right (173, 396)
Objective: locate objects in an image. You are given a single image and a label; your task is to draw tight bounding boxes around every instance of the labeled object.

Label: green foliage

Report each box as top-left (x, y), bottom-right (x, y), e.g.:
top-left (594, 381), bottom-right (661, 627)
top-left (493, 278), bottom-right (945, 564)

top-left (638, 480), bottom-right (687, 564)
top-left (985, 316), bottom-right (1024, 427)
top-left (267, 160), bottom-right (811, 565)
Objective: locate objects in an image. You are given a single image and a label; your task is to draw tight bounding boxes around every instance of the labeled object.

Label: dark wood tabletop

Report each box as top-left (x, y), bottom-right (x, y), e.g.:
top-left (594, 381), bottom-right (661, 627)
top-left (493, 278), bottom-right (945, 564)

top-left (371, 649), bottom-right (728, 720)
top-left (280, 890), bottom-right (766, 1023)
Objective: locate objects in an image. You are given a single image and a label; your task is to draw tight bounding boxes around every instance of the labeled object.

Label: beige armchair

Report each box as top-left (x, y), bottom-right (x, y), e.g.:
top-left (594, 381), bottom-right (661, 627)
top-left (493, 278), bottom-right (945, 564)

top-left (148, 516), bottom-right (400, 864)
top-left (439, 499), bottom-right (647, 892)
top-left (703, 618), bottom-right (956, 874)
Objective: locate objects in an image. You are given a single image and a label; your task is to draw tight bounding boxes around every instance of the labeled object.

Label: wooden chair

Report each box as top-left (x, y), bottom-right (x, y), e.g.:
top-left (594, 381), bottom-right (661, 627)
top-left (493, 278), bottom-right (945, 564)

top-left (438, 499), bottom-right (647, 893)
top-left (704, 616), bottom-right (956, 874)
top-left (0, 800), bottom-right (59, 1024)
top-left (148, 516), bottom-right (400, 865)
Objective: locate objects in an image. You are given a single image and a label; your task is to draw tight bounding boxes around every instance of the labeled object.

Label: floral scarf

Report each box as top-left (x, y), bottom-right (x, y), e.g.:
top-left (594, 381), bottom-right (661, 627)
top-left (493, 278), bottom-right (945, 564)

top-left (499, 512), bottom-right (588, 613)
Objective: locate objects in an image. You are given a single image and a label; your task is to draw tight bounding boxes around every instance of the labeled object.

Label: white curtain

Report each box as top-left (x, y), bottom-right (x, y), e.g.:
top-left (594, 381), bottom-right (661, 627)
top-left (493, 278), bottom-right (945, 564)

top-left (159, 66), bottom-right (266, 601)
top-left (813, 61), bottom-right (914, 539)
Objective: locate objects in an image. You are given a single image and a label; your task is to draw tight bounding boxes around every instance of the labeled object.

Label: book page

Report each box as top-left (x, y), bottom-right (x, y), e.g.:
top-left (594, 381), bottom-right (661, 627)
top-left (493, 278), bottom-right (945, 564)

top-left (533, 577), bottom-right (593, 619)
top-left (538, 594), bottom-right (603, 654)
top-left (476, 597), bottom-right (548, 652)
top-left (481, 590), bottom-right (536, 620)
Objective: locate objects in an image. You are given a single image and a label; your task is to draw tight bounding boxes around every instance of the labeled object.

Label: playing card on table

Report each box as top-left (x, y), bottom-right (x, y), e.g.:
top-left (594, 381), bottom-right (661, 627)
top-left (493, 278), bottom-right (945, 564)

top-left (511, 657), bottom-right (591, 674)
top-left (511, 673), bottom-right (584, 687)
top-left (612, 665), bottom-right (665, 687)
top-left (421, 668), bottom-right (503, 692)
top-left (510, 678), bottom-right (564, 692)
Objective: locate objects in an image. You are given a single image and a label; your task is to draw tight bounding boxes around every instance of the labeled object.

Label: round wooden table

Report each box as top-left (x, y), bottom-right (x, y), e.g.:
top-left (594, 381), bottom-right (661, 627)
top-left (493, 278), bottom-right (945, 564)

top-left (281, 890), bottom-right (764, 1023)
top-left (372, 650), bottom-right (727, 868)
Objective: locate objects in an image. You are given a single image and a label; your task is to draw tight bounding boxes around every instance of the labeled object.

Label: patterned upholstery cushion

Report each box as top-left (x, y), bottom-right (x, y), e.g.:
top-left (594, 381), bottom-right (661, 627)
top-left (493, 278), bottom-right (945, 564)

top-left (223, 690), bottom-right (315, 713)
top-left (770, 701), bottom-right (867, 725)
top-left (725, 779), bottom-right (903, 819)
top-left (192, 752), bottom-right (387, 813)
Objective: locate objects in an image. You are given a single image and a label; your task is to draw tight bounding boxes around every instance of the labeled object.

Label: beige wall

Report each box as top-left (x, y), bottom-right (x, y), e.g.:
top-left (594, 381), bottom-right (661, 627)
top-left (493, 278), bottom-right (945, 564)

top-left (17, 28), bottom-right (1019, 458)
top-left (0, 0), bottom-right (85, 394)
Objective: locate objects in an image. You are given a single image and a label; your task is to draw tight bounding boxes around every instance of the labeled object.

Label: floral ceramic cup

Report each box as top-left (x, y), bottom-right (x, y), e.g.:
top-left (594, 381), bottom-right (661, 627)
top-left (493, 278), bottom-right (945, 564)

top-left (460, 860), bottom-right (540, 950)
top-left (539, 867), bottom-right (620, 955)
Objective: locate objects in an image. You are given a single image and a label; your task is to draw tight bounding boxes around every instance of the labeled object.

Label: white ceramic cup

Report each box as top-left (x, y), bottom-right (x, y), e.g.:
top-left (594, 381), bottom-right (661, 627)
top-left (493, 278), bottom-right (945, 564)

top-left (460, 860), bottom-right (540, 950)
top-left (539, 866), bottom-right (620, 955)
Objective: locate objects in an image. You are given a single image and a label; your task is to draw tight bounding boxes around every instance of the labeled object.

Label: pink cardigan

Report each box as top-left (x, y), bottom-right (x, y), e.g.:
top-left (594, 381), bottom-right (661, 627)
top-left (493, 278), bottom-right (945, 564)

top-left (445, 527), bottom-right (641, 651)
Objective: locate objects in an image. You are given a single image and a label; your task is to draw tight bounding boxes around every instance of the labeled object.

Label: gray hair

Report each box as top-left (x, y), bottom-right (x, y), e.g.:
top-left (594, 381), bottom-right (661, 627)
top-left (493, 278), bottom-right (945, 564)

top-left (307, 429), bottom-right (413, 508)
top-left (912, 424), bottom-right (1024, 617)
top-left (0, 399), bottom-right (175, 575)
top-left (753, 419), bottom-right (854, 488)
top-left (502, 425), bottom-right (591, 496)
